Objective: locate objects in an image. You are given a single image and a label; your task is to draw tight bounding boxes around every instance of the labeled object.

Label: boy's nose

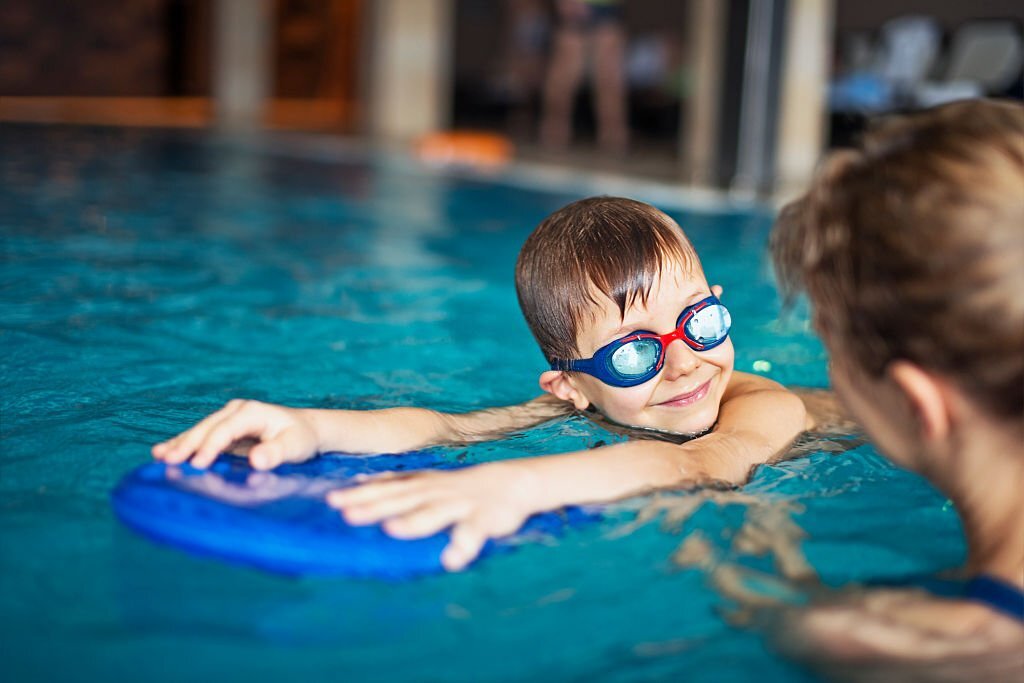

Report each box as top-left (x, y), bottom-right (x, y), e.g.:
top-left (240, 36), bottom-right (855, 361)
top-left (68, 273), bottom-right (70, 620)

top-left (662, 338), bottom-right (700, 379)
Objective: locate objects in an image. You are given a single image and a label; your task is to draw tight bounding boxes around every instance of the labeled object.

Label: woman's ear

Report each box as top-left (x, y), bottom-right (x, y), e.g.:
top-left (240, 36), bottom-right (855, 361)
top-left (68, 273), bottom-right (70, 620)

top-left (539, 370), bottom-right (591, 411)
top-left (887, 361), bottom-right (951, 443)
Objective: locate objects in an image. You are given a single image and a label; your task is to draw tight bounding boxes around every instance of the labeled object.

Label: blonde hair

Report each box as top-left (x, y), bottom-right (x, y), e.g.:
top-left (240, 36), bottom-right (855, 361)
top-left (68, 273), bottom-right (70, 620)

top-left (515, 197), bottom-right (698, 362)
top-left (772, 99), bottom-right (1024, 420)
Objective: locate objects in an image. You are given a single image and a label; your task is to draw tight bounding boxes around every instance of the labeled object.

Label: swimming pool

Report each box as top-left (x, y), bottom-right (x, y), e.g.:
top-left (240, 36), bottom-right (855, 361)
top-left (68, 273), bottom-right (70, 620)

top-left (0, 125), bottom-right (964, 682)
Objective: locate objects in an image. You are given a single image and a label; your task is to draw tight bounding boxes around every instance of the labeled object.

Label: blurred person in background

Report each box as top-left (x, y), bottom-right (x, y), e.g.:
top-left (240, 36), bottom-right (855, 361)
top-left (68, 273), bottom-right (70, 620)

top-left (497, 0), bottom-right (552, 139)
top-left (540, 0), bottom-right (629, 154)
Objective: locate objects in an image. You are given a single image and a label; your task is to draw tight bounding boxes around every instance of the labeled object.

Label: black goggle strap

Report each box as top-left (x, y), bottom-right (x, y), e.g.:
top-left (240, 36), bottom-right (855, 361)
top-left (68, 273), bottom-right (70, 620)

top-left (550, 358), bottom-right (598, 373)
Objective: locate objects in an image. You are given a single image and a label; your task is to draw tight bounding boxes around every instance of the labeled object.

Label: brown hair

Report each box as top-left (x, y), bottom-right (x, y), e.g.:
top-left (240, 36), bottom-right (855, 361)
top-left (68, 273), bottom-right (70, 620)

top-left (515, 196), bottom-right (698, 362)
top-left (772, 99), bottom-right (1024, 421)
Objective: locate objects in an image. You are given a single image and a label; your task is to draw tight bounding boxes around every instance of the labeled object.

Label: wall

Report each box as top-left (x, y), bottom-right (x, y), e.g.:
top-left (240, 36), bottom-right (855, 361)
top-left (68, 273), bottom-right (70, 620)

top-left (835, 0), bottom-right (1024, 32)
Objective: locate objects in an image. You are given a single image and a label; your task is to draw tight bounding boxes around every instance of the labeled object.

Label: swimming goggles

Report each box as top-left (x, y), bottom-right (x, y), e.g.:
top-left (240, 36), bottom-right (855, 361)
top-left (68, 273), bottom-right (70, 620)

top-left (549, 295), bottom-right (731, 388)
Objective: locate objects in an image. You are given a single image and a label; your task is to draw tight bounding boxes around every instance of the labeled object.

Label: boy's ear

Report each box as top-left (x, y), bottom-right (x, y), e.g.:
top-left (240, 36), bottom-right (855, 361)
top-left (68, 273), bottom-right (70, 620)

top-left (887, 361), bottom-right (950, 443)
top-left (539, 371), bottom-right (591, 411)
top-left (711, 284), bottom-right (724, 298)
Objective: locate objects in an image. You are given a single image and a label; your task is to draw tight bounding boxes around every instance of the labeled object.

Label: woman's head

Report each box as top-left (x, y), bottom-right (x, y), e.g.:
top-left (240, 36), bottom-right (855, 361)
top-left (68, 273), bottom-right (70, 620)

top-left (773, 100), bottom-right (1024, 448)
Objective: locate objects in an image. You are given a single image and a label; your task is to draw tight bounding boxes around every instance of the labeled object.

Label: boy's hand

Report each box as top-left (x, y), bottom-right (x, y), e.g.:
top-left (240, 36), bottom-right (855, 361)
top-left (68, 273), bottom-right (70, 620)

top-left (326, 462), bottom-right (537, 571)
top-left (152, 400), bottom-right (320, 470)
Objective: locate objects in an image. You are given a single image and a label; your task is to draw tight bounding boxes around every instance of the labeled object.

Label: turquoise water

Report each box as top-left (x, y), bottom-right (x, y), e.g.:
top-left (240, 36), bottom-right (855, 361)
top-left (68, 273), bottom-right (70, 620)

top-left (1, 125), bottom-right (964, 682)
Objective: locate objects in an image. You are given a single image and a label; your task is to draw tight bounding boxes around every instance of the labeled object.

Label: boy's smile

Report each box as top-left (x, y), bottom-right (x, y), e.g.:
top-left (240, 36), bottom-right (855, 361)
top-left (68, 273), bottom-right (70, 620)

top-left (655, 379), bottom-right (712, 408)
top-left (541, 261), bottom-right (735, 436)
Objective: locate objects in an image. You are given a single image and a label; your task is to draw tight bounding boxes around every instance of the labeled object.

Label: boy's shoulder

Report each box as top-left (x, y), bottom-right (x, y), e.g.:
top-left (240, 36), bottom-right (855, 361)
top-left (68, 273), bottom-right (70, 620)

top-left (725, 377), bottom-right (861, 435)
top-left (723, 373), bottom-right (823, 433)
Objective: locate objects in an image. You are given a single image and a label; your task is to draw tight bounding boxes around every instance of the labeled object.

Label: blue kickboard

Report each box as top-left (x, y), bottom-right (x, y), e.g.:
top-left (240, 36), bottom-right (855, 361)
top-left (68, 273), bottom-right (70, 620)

top-left (111, 451), bottom-right (599, 579)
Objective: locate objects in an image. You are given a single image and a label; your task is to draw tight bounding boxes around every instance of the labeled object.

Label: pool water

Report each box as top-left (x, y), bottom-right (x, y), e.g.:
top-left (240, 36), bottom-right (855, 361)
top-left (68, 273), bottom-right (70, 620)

top-left (1, 125), bottom-right (964, 682)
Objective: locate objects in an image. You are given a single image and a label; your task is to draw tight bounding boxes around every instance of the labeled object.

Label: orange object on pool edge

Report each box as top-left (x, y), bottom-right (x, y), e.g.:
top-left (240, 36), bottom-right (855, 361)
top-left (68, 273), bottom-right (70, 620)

top-left (415, 131), bottom-right (514, 169)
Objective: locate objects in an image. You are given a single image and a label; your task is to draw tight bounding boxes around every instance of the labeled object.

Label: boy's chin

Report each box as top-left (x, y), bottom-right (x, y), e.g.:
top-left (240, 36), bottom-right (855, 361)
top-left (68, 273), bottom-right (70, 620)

top-left (665, 407), bottom-right (719, 437)
top-left (608, 411), bottom-right (719, 440)
top-left (625, 418), bottom-right (715, 442)
top-left (671, 419), bottom-right (717, 438)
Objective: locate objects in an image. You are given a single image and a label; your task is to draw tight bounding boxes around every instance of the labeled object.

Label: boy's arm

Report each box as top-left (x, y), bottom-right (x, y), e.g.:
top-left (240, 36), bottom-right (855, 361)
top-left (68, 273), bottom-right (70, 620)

top-left (525, 371), bottom-right (809, 504)
top-left (505, 373), bottom-right (809, 505)
top-left (328, 372), bottom-right (809, 569)
top-left (308, 393), bottom-right (574, 453)
top-left (152, 394), bottom-right (573, 470)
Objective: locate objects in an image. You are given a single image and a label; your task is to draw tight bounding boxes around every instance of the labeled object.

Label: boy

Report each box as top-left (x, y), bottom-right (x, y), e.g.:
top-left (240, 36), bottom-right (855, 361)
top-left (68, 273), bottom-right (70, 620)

top-left (153, 197), bottom-right (809, 570)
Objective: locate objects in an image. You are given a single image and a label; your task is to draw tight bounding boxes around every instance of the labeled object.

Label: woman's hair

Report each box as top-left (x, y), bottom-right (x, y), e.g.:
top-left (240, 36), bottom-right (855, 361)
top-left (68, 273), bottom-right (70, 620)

top-left (515, 196), bottom-right (698, 362)
top-left (772, 99), bottom-right (1024, 421)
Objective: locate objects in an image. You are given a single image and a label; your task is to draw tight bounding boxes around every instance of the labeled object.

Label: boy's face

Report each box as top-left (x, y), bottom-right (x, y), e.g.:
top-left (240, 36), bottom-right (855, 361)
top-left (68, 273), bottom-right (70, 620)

top-left (549, 261), bottom-right (735, 436)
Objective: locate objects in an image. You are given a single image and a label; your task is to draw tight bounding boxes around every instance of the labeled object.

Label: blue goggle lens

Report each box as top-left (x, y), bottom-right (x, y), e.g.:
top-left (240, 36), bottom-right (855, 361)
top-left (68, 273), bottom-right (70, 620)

top-left (684, 303), bottom-right (731, 345)
top-left (609, 338), bottom-right (660, 378)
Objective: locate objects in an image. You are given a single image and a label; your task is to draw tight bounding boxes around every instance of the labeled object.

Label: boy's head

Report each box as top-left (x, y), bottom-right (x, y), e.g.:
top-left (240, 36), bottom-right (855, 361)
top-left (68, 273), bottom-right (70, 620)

top-left (772, 99), bottom-right (1024, 464)
top-left (515, 196), bottom-right (735, 436)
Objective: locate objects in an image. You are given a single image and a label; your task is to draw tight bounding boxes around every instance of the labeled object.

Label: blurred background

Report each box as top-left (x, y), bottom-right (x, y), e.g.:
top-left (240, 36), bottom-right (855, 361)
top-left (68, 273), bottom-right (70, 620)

top-left (1, 0), bottom-right (1021, 197)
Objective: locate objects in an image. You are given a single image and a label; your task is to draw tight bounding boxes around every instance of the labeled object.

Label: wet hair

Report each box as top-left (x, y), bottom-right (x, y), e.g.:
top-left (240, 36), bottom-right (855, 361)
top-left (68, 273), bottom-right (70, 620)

top-left (515, 196), bottom-right (699, 362)
top-left (772, 99), bottom-right (1024, 421)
